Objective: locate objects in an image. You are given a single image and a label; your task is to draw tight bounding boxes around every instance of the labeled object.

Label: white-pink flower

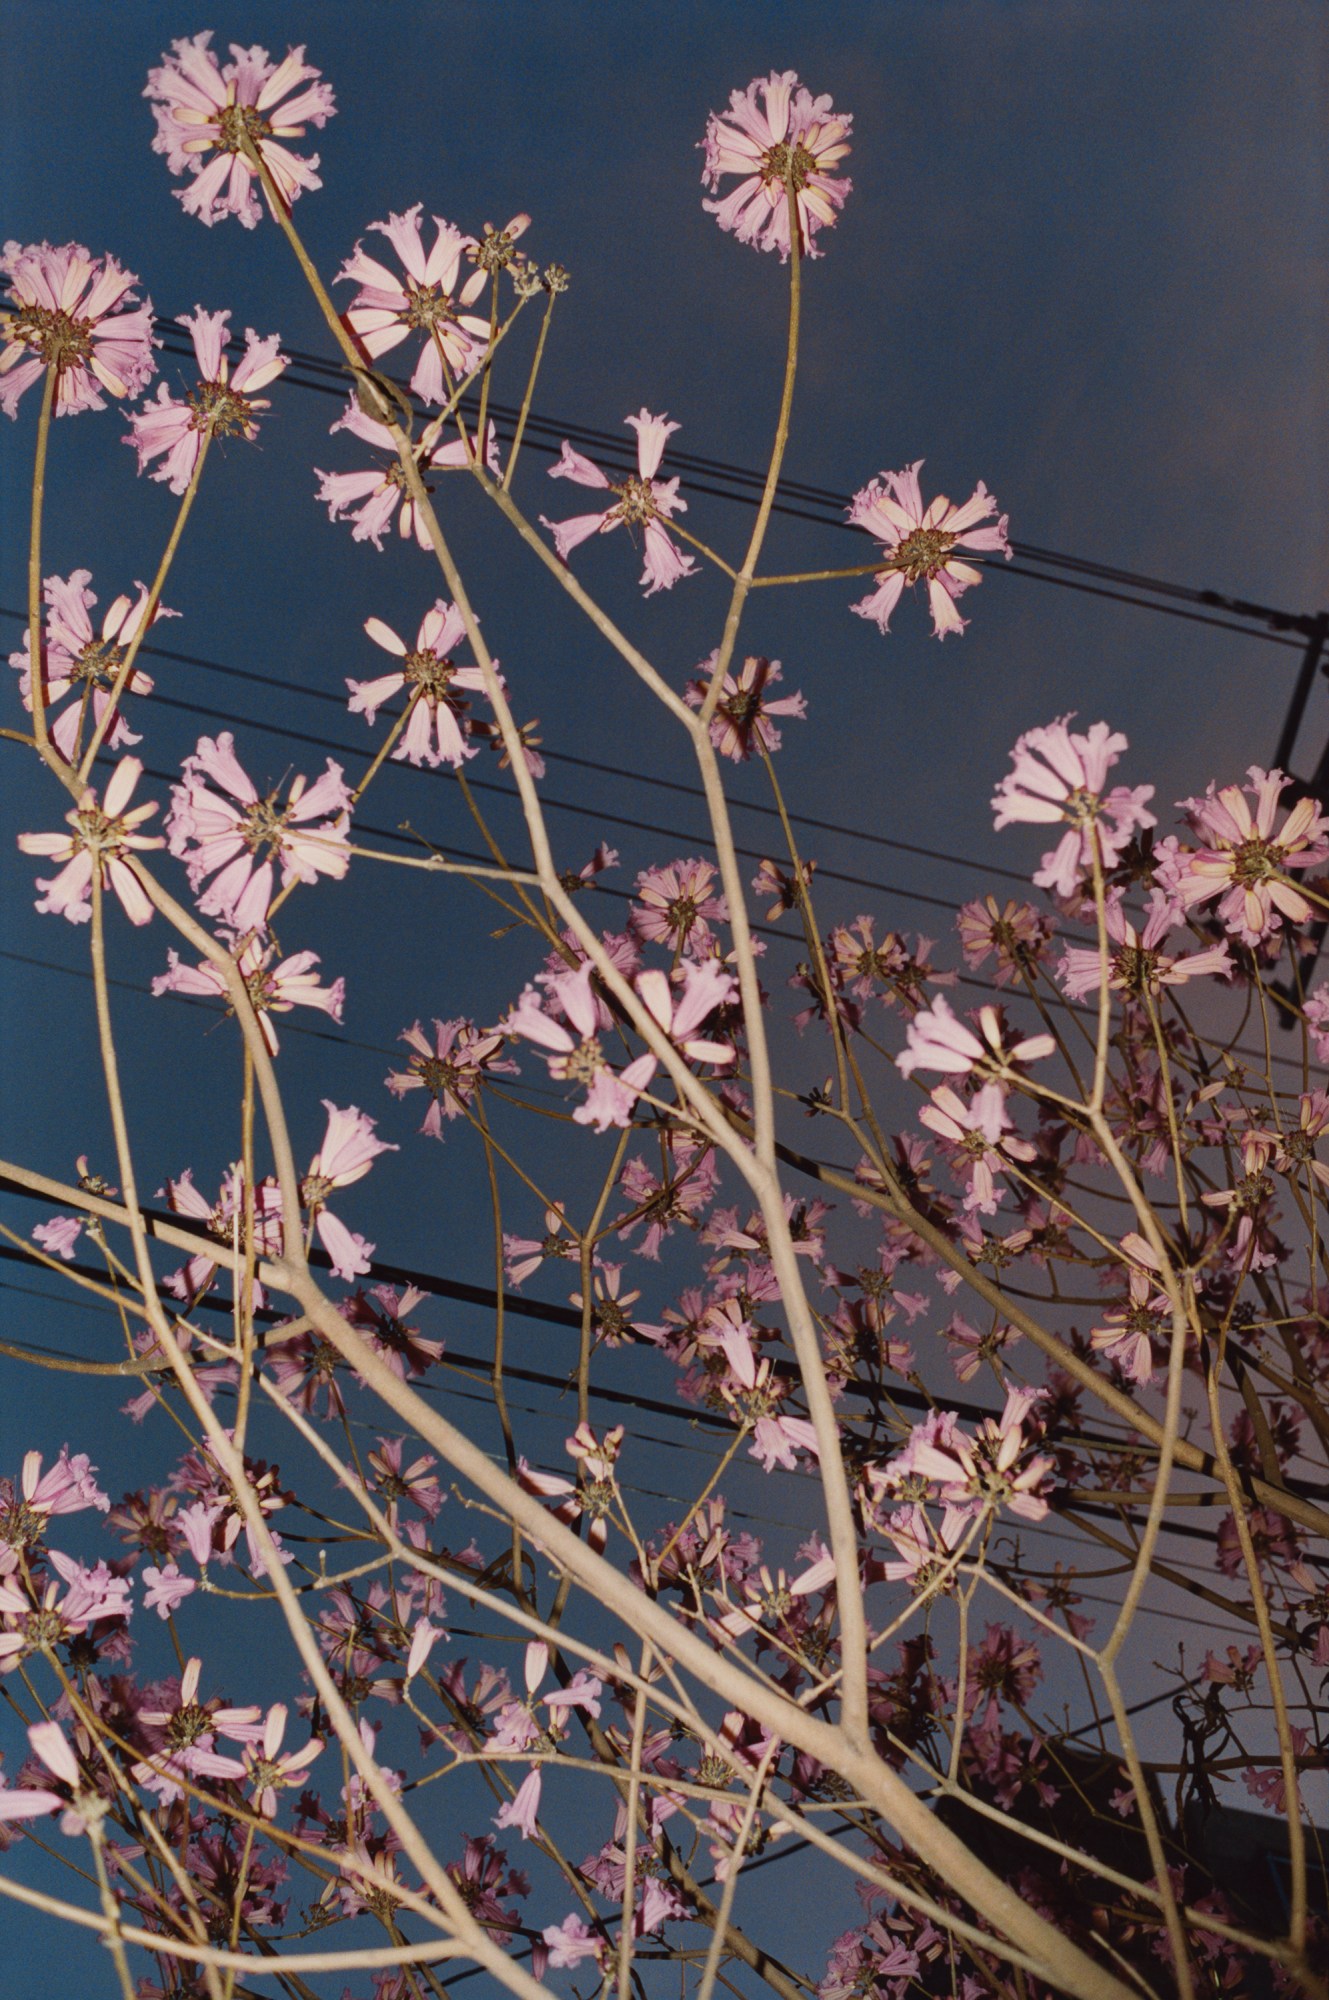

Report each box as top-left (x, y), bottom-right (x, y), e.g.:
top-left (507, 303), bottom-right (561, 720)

top-left (348, 600), bottom-right (490, 768)
top-left (315, 397), bottom-right (498, 550)
top-left (848, 461), bottom-right (1010, 640)
top-left (992, 715), bottom-right (1156, 896)
top-left (504, 965), bottom-right (658, 1133)
top-left (145, 33), bottom-right (335, 229)
top-left (1, 240), bottom-right (157, 418)
top-left (701, 72), bottom-right (853, 260)
top-left (302, 1101), bottom-right (397, 1281)
top-left (8, 570), bottom-right (168, 762)
top-left (897, 993), bottom-right (1054, 1082)
top-left (1167, 767), bottom-right (1329, 947)
top-left (166, 732), bottom-right (352, 930)
top-left (1058, 889), bottom-right (1233, 1001)
top-left (240, 1703), bottom-right (321, 1818)
top-left (336, 207), bottom-right (493, 404)
top-left (126, 307), bottom-right (288, 493)
top-left (540, 410), bottom-right (698, 596)
top-left (18, 757), bottom-right (164, 926)
top-left (153, 935), bottom-right (345, 1057)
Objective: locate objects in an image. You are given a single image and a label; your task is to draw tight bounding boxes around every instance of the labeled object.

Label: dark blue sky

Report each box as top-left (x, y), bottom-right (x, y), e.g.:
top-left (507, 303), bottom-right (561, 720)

top-left (0, 3), bottom-right (1325, 1989)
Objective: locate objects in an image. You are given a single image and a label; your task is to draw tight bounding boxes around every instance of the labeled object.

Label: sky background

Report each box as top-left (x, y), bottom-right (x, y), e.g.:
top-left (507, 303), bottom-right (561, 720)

top-left (1, 1), bottom-right (1327, 1991)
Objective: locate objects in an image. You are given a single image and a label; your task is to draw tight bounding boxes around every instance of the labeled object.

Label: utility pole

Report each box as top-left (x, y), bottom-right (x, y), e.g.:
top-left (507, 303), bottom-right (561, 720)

top-left (1262, 606), bottom-right (1329, 1019)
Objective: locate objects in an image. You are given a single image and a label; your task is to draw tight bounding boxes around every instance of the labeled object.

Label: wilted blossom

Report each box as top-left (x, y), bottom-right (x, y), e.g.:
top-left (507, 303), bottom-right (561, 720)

top-left (992, 715), bottom-right (1157, 896)
top-left (1058, 888), bottom-right (1232, 1002)
top-left (302, 1101), bottom-right (398, 1281)
top-left (9, 569), bottom-right (169, 760)
top-left (167, 732), bottom-right (352, 931)
top-left (336, 207), bottom-right (503, 402)
top-left (896, 993), bottom-right (1054, 1082)
top-left (386, 1017), bottom-right (518, 1138)
top-left (126, 307), bottom-right (288, 493)
top-left (347, 600), bottom-right (490, 767)
top-left (540, 410), bottom-right (698, 595)
top-left (1163, 766), bottom-right (1329, 947)
top-left (848, 461), bottom-right (1010, 639)
top-left (152, 935), bottom-right (345, 1057)
top-left (314, 396), bottom-right (497, 550)
top-left (145, 32), bottom-right (336, 229)
top-left (18, 756), bottom-right (164, 926)
top-left (0, 240), bottom-right (156, 418)
top-left (685, 652), bottom-right (807, 760)
top-left (701, 71), bottom-right (852, 259)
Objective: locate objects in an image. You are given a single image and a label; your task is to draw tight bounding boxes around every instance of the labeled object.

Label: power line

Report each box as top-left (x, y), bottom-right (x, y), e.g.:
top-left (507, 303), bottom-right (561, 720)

top-left (153, 329), bottom-right (1322, 652)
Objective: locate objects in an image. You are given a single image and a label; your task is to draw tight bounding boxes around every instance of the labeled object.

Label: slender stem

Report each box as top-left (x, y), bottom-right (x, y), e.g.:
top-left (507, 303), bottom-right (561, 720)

top-left (502, 287), bottom-right (557, 491)
top-left (78, 427), bottom-right (211, 781)
top-left (27, 364), bottom-right (56, 760)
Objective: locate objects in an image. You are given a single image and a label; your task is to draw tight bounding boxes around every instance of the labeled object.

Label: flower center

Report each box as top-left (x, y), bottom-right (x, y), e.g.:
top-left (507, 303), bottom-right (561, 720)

top-left (71, 639), bottom-right (125, 689)
top-left (470, 226), bottom-right (521, 275)
top-left (760, 138), bottom-right (817, 192)
top-left (166, 1702), bottom-right (213, 1749)
top-left (562, 1037), bottom-right (606, 1086)
top-left (886, 524), bottom-right (957, 584)
top-left (189, 378), bottom-right (256, 440)
top-left (610, 474), bottom-right (658, 525)
top-left (417, 1055), bottom-right (462, 1098)
top-left (403, 649), bottom-right (460, 702)
top-left (402, 280), bottom-right (459, 332)
top-left (6, 302), bottom-right (94, 373)
top-left (216, 101), bottom-right (272, 156)
top-left (1230, 836), bottom-right (1278, 886)
top-left (240, 795), bottom-right (293, 858)
top-left (302, 1173), bottom-right (335, 1209)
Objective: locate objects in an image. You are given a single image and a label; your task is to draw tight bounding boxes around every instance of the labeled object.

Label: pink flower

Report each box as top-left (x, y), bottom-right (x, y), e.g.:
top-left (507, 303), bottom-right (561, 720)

top-left (685, 652), bottom-right (806, 760)
top-left (494, 1767), bottom-right (542, 1841)
top-left (240, 1703), bottom-right (321, 1818)
top-left (701, 72), bottom-right (852, 260)
top-left (143, 1562), bottom-right (196, 1619)
top-left (918, 1082), bottom-right (1035, 1216)
top-left (632, 856), bottom-right (728, 956)
top-left (897, 993), bottom-right (1054, 1082)
top-left (336, 208), bottom-right (492, 403)
top-left (31, 1216), bottom-right (83, 1262)
top-left (956, 895), bottom-right (1056, 988)
top-left (848, 461), bottom-right (1010, 639)
top-left (126, 307), bottom-right (287, 493)
top-left (386, 1017), bottom-right (518, 1138)
top-left (8, 569), bottom-right (168, 760)
top-left (542, 1915), bottom-right (604, 1970)
top-left (504, 966), bottom-right (657, 1133)
top-left (1168, 767), bottom-right (1329, 946)
top-left (992, 715), bottom-right (1157, 895)
top-left (18, 756), bottom-right (164, 926)
top-left (540, 410), bottom-right (698, 595)
top-left (1058, 889), bottom-right (1233, 1002)
top-left (153, 935), bottom-right (345, 1058)
top-left (166, 732), bottom-right (352, 929)
top-left (348, 600), bottom-right (490, 767)
top-left (315, 397), bottom-right (497, 550)
top-left (14, 1449), bottom-right (109, 1519)
top-left (303, 1101), bottom-right (398, 1281)
top-left (145, 32), bottom-right (335, 229)
top-left (160, 1166), bottom-right (285, 1308)
top-left (0, 240), bottom-right (156, 418)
